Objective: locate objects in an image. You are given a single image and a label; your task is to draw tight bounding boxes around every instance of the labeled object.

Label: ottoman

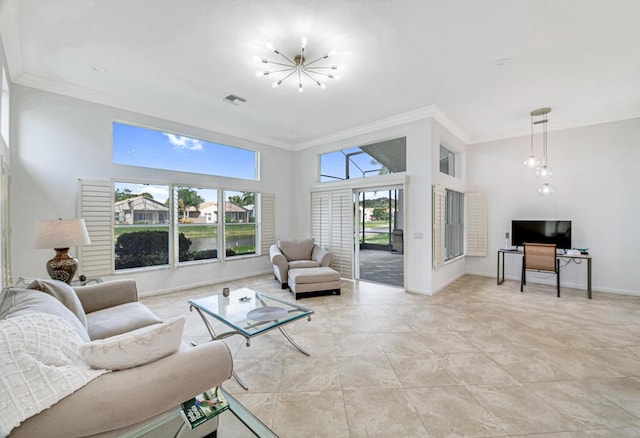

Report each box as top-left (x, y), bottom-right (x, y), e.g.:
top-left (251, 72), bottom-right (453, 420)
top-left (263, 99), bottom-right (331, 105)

top-left (287, 267), bottom-right (341, 300)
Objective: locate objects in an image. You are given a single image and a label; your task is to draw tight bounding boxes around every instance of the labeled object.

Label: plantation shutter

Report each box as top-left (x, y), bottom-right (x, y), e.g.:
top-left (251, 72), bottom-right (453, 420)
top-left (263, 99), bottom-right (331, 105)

top-left (260, 193), bottom-right (275, 255)
top-left (432, 184), bottom-right (446, 270)
top-left (311, 191), bottom-right (330, 249)
top-left (330, 189), bottom-right (353, 279)
top-left (311, 189), bottom-right (353, 279)
top-left (465, 192), bottom-right (487, 256)
top-left (77, 179), bottom-right (113, 276)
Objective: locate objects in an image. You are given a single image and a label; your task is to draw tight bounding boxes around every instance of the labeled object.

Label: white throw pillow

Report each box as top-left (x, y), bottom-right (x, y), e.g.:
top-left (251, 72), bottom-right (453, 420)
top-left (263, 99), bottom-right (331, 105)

top-left (79, 316), bottom-right (185, 370)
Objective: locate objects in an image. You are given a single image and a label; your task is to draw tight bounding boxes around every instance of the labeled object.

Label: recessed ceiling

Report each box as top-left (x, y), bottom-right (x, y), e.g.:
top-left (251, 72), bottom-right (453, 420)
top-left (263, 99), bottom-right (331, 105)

top-left (1, 0), bottom-right (639, 150)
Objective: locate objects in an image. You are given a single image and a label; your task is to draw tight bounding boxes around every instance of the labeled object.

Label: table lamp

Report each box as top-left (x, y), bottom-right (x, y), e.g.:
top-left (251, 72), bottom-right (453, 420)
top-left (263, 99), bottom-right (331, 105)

top-left (33, 218), bottom-right (91, 284)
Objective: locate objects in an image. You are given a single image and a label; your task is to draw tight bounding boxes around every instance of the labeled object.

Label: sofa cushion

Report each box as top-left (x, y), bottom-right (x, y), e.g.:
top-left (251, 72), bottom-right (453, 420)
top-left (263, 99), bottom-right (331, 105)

top-left (79, 316), bottom-right (186, 370)
top-left (0, 288), bottom-right (90, 342)
top-left (86, 302), bottom-right (162, 340)
top-left (288, 266), bottom-right (341, 284)
top-left (289, 260), bottom-right (320, 269)
top-left (26, 279), bottom-right (88, 328)
top-left (278, 238), bottom-right (314, 261)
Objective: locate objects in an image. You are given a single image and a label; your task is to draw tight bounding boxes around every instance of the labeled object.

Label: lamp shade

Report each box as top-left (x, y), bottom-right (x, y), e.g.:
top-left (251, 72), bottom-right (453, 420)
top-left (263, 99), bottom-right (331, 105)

top-left (34, 218), bottom-right (91, 249)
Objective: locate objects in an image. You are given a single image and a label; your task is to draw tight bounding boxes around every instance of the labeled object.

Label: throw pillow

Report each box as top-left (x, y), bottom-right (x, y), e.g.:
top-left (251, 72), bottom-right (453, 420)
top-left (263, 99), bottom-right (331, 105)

top-left (79, 315), bottom-right (185, 370)
top-left (0, 288), bottom-right (90, 342)
top-left (26, 279), bottom-right (88, 328)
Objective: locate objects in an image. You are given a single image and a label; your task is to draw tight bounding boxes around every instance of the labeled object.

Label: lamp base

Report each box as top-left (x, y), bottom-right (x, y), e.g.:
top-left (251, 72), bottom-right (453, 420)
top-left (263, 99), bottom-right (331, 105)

top-left (46, 248), bottom-right (78, 284)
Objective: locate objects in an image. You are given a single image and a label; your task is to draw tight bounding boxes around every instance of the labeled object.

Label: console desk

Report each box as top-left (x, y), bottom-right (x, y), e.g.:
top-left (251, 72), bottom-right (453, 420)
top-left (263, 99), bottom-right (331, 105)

top-left (497, 249), bottom-right (592, 299)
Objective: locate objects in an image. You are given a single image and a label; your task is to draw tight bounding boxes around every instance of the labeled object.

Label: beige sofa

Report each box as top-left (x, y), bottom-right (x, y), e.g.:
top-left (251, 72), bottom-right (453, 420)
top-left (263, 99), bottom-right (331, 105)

top-left (1, 279), bottom-right (233, 438)
top-left (270, 238), bottom-right (333, 288)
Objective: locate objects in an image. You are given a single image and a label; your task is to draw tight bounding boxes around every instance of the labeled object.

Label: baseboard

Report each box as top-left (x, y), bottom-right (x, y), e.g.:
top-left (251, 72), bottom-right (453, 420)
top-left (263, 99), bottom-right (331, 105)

top-left (466, 270), bottom-right (640, 298)
top-left (138, 269), bottom-right (273, 297)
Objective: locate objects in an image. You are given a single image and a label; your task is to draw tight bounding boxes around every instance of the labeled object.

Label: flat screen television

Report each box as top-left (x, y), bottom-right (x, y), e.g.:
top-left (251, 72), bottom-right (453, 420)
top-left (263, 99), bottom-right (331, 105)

top-left (511, 220), bottom-right (572, 249)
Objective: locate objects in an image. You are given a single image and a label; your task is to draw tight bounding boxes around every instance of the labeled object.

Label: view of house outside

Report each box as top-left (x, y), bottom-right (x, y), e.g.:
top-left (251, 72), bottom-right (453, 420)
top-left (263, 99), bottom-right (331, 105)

top-left (113, 183), bottom-right (258, 270)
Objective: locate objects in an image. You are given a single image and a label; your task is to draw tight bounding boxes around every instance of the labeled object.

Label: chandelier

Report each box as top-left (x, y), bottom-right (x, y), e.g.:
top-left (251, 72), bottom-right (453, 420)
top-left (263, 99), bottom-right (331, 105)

top-left (256, 37), bottom-right (341, 92)
top-left (524, 107), bottom-right (555, 195)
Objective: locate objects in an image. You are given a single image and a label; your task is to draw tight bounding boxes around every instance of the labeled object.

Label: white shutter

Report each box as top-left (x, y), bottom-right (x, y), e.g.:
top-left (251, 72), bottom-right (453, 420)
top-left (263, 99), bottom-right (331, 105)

top-left (432, 184), bottom-right (445, 270)
top-left (330, 189), bottom-right (353, 279)
top-left (465, 192), bottom-right (487, 256)
top-left (260, 193), bottom-right (275, 255)
top-left (311, 189), bottom-right (353, 279)
top-left (311, 191), bottom-right (330, 248)
top-left (77, 179), bottom-right (113, 276)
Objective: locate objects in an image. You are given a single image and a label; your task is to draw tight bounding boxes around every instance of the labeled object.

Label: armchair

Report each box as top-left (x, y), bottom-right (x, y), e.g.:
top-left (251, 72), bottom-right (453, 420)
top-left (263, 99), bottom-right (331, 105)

top-left (270, 238), bottom-right (333, 288)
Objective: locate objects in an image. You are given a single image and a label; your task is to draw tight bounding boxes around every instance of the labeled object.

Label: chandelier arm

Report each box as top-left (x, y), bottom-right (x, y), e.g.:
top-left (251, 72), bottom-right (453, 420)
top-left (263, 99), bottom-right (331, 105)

top-left (301, 70), bottom-right (325, 87)
top-left (267, 67), bottom-right (295, 74)
top-left (302, 70), bottom-right (335, 79)
top-left (264, 60), bottom-right (296, 68)
top-left (274, 51), bottom-right (297, 66)
top-left (305, 66), bottom-right (336, 70)
top-left (278, 69), bottom-right (298, 83)
top-left (304, 55), bottom-right (330, 67)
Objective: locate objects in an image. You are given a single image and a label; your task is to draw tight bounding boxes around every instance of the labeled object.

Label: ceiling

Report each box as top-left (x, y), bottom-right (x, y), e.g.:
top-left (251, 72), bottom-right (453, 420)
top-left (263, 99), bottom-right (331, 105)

top-left (1, 0), bottom-right (639, 150)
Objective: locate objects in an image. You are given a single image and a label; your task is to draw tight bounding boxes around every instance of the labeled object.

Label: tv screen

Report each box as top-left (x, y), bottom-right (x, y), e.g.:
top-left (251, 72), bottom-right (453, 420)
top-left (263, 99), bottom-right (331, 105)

top-left (511, 220), bottom-right (572, 249)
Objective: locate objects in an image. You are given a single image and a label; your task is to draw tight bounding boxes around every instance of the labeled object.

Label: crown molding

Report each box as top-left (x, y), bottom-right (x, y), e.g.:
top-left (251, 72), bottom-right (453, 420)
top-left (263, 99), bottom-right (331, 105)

top-left (467, 110), bottom-right (640, 145)
top-left (294, 105), bottom-right (470, 150)
top-left (13, 73), bottom-right (293, 150)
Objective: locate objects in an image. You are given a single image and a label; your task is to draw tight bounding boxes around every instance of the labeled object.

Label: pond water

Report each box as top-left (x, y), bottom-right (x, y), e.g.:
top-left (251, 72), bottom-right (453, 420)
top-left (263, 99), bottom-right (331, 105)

top-left (189, 235), bottom-right (255, 251)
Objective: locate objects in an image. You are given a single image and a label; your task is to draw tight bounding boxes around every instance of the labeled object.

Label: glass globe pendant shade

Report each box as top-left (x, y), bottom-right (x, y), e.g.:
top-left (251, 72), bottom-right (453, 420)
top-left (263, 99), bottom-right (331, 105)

top-left (538, 182), bottom-right (554, 196)
top-left (523, 155), bottom-right (540, 168)
top-left (535, 164), bottom-right (553, 179)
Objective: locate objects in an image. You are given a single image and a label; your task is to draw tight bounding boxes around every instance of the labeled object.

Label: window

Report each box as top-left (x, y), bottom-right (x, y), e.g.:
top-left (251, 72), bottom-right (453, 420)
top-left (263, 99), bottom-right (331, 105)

top-left (444, 189), bottom-right (464, 260)
top-left (224, 191), bottom-right (256, 257)
top-left (176, 187), bottom-right (218, 263)
top-left (320, 137), bottom-right (406, 182)
top-left (114, 182), bottom-right (170, 270)
top-left (440, 145), bottom-right (456, 177)
top-left (112, 122), bottom-right (258, 180)
top-left (1, 67), bottom-right (9, 146)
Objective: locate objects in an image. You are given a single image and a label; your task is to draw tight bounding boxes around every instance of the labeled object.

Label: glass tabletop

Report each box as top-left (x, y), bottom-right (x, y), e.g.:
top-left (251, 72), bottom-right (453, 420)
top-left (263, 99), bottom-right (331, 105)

top-left (188, 287), bottom-right (313, 337)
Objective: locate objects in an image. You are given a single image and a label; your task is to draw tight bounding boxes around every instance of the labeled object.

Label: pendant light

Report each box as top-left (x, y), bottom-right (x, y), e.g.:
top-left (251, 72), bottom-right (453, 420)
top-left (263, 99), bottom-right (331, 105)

top-left (523, 112), bottom-right (540, 168)
top-left (532, 108), bottom-right (553, 179)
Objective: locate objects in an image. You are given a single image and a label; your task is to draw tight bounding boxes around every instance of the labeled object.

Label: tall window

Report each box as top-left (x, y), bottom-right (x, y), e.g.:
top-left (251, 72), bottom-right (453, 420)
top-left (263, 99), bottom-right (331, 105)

top-left (114, 182), bottom-right (170, 270)
top-left (445, 189), bottom-right (464, 260)
top-left (176, 187), bottom-right (218, 263)
top-left (440, 145), bottom-right (456, 177)
top-left (224, 191), bottom-right (256, 257)
top-left (1, 67), bottom-right (9, 146)
top-left (112, 122), bottom-right (258, 180)
top-left (320, 137), bottom-right (406, 182)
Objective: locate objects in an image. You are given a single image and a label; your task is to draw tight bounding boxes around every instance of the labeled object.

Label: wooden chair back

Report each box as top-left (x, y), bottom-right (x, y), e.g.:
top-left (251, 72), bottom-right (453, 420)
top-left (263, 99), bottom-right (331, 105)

top-left (523, 242), bottom-right (557, 272)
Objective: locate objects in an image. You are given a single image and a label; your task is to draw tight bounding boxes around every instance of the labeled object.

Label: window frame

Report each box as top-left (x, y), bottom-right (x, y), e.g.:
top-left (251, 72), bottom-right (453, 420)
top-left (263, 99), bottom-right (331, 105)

top-left (444, 188), bottom-right (464, 261)
top-left (439, 144), bottom-right (456, 177)
top-left (112, 121), bottom-right (259, 181)
top-left (112, 181), bottom-right (265, 273)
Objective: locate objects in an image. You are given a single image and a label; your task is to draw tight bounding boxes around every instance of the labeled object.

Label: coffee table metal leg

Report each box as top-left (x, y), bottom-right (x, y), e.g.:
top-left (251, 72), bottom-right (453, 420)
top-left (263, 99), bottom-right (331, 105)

top-left (232, 370), bottom-right (249, 390)
top-left (278, 326), bottom-right (310, 356)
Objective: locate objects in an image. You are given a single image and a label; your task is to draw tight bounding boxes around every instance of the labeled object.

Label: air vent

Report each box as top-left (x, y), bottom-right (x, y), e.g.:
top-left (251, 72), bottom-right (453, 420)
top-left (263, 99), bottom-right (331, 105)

top-left (222, 94), bottom-right (247, 105)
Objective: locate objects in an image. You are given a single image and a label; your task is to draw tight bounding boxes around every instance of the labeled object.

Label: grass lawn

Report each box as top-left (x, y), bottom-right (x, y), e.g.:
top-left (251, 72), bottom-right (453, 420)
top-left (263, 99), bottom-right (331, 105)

top-left (115, 223), bottom-right (256, 240)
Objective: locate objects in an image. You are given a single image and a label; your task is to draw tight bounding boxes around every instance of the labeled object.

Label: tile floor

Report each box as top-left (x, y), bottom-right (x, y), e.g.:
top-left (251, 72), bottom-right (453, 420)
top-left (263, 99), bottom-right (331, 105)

top-left (141, 274), bottom-right (640, 437)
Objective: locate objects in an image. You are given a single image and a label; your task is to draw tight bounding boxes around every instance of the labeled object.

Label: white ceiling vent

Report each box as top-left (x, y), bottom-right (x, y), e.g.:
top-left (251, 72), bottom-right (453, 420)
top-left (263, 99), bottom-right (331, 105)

top-left (222, 94), bottom-right (247, 106)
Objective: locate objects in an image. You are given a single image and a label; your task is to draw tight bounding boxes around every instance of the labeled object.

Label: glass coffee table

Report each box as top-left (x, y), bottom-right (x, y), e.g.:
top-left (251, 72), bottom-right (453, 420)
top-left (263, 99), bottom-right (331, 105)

top-left (120, 387), bottom-right (278, 437)
top-left (188, 287), bottom-right (314, 390)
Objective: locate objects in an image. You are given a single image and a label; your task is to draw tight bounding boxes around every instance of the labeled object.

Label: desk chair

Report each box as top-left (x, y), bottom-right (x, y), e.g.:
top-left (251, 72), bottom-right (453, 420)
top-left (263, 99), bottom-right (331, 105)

top-left (521, 242), bottom-right (560, 297)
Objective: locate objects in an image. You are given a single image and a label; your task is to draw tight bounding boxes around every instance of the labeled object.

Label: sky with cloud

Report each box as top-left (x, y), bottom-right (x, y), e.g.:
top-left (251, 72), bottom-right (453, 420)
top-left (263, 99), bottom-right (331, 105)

top-left (112, 122), bottom-right (256, 179)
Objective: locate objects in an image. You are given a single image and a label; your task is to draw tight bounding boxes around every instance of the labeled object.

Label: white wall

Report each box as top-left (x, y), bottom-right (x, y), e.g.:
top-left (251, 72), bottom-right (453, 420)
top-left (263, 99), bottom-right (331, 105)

top-left (10, 85), bottom-right (294, 294)
top-left (292, 119), bottom-right (434, 294)
top-left (466, 118), bottom-right (640, 295)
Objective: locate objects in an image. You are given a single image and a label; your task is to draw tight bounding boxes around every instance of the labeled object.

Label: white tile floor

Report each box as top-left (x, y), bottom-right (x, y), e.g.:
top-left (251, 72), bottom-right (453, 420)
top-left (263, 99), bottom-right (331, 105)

top-left (141, 274), bottom-right (640, 437)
